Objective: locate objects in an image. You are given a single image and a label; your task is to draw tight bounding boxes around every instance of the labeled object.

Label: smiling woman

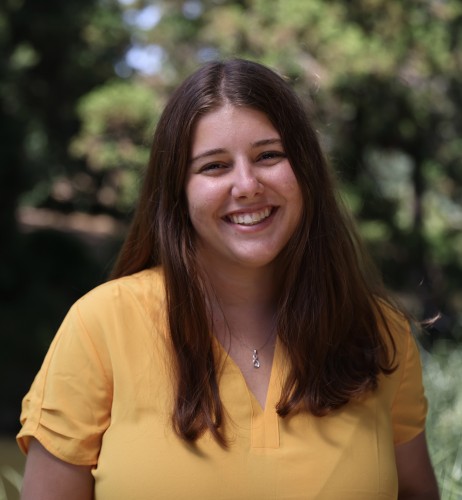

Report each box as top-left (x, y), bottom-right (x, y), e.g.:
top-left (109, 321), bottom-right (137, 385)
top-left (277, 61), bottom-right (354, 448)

top-left (17, 59), bottom-right (439, 499)
top-left (186, 104), bottom-right (303, 276)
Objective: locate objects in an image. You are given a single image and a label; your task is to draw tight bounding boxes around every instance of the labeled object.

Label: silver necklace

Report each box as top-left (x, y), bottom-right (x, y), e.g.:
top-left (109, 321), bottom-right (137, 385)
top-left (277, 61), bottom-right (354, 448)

top-left (252, 350), bottom-right (261, 369)
top-left (251, 333), bottom-right (275, 368)
top-left (218, 307), bottom-right (277, 369)
top-left (236, 329), bottom-right (276, 369)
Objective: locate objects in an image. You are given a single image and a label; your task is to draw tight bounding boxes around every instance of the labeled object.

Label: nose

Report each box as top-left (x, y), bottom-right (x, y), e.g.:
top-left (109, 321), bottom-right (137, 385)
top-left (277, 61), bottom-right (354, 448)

top-left (230, 161), bottom-right (263, 199)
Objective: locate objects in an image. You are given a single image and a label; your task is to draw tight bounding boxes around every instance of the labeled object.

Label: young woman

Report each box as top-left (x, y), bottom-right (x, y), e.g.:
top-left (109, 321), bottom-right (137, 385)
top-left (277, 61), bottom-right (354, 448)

top-left (18, 59), bottom-right (439, 499)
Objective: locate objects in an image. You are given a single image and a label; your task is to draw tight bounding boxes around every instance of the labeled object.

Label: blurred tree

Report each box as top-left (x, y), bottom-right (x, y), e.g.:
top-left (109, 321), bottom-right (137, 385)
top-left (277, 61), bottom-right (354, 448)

top-left (52, 0), bottom-right (461, 339)
top-left (0, 0), bottom-right (130, 432)
top-left (131, 0), bottom-right (462, 339)
top-left (2, 0), bottom-right (461, 433)
top-left (69, 80), bottom-right (160, 213)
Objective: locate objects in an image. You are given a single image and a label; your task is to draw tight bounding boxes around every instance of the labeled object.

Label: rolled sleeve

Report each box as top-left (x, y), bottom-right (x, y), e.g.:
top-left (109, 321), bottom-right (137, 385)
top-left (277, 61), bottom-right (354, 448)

top-left (17, 302), bottom-right (112, 466)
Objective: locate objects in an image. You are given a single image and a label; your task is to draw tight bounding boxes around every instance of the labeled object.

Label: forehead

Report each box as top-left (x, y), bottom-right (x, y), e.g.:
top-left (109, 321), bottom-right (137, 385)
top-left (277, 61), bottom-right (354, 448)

top-left (191, 105), bottom-right (280, 152)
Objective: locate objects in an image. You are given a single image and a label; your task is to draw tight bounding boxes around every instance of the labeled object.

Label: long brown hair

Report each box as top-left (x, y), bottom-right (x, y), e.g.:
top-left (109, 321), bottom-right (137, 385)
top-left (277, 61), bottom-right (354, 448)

top-left (111, 58), bottom-right (398, 445)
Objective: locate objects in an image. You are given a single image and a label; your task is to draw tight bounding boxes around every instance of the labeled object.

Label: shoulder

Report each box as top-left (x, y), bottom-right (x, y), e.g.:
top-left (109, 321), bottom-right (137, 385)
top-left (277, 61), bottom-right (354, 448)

top-left (61, 267), bottom-right (168, 350)
top-left (374, 300), bottom-right (428, 443)
top-left (76, 267), bottom-right (166, 319)
top-left (374, 299), bottom-right (425, 397)
top-left (49, 267), bottom-right (168, 382)
top-left (376, 299), bottom-right (413, 359)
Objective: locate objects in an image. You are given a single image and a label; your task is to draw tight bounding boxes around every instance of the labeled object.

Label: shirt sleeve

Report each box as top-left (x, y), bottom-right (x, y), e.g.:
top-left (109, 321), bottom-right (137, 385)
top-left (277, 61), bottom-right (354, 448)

top-left (16, 301), bottom-right (113, 466)
top-left (390, 322), bottom-right (428, 445)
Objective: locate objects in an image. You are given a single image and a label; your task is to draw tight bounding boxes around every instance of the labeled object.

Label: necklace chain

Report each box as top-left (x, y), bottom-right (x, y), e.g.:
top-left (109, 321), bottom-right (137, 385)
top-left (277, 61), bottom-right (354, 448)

top-left (216, 304), bottom-right (277, 369)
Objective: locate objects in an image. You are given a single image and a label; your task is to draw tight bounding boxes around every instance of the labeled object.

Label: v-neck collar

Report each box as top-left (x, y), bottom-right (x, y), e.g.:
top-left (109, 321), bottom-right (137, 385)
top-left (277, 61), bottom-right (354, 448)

top-left (213, 335), bottom-right (287, 449)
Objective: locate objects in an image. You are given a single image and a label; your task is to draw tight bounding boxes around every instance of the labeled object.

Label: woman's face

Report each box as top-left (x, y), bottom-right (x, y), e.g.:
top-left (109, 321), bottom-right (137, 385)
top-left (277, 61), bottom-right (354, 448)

top-left (185, 104), bottom-right (303, 274)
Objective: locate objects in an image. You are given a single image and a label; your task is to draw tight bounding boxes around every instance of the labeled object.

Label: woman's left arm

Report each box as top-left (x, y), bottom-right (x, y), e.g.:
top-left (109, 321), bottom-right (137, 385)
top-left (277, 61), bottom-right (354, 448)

top-left (395, 431), bottom-right (439, 499)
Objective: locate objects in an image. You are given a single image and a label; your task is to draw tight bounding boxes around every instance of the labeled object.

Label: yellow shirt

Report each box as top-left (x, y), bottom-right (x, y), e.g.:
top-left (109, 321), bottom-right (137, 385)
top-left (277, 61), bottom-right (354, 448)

top-left (17, 268), bottom-right (427, 499)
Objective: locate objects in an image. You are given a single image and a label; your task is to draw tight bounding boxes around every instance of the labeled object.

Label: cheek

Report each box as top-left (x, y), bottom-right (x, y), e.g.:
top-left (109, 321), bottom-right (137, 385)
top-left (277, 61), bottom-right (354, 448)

top-left (185, 191), bottom-right (211, 231)
top-left (186, 180), bottom-right (223, 216)
top-left (186, 201), bottom-right (202, 231)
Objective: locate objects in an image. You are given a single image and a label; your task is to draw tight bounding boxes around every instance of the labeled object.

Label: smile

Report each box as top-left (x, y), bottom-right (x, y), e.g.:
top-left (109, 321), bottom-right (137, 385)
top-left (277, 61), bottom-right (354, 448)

top-left (227, 207), bottom-right (273, 226)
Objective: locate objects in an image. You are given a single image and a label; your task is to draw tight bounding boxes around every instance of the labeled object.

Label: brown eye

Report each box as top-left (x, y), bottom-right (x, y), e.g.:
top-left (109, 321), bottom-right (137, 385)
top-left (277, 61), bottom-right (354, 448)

top-left (199, 162), bottom-right (227, 174)
top-left (258, 151), bottom-right (286, 163)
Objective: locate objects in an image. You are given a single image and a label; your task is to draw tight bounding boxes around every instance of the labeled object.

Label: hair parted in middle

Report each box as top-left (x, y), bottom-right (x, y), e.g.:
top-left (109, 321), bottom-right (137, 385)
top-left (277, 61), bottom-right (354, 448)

top-left (112, 58), bottom-right (398, 446)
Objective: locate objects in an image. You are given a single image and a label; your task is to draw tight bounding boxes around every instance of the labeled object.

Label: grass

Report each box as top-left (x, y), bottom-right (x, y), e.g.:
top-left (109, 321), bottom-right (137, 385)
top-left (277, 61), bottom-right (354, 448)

top-left (423, 343), bottom-right (462, 499)
top-left (0, 438), bottom-right (24, 500)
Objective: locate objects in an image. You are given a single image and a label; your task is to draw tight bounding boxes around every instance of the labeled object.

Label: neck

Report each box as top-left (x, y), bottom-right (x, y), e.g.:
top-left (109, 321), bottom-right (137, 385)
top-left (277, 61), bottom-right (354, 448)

top-left (200, 261), bottom-right (277, 312)
top-left (197, 257), bottom-right (278, 348)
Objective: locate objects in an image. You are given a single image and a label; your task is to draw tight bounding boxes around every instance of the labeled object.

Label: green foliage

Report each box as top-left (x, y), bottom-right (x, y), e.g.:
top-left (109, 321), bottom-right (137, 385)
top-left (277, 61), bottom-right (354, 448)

top-left (0, 0), bottom-right (131, 433)
top-left (0, 0), bottom-right (131, 212)
top-left (70, 80), bottom-right (159, 211)
top-left (1, 0), bottom-right (462, 435)
top-left (0, 466), bottom-right (21, 500)
top-left (112, 0), bottom-right (462, 340)
top-left (423, 344), bottom-right (462, 498)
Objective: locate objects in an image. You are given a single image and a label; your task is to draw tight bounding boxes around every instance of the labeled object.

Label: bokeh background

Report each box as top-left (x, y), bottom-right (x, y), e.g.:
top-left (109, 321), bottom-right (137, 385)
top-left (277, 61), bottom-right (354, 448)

top-left (1, 0), bottom-right (461, 498)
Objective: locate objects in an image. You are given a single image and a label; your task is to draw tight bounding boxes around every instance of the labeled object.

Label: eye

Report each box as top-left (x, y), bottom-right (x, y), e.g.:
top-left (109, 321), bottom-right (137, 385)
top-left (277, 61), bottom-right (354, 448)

top-left (198, 162), bottom-right (228, 174)
top-left (257, 151), bottom-right (287, 164)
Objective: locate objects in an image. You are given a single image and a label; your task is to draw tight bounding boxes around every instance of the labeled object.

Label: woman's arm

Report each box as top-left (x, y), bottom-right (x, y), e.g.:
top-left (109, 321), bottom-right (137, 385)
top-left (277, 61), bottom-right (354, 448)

top-left (21, 438), bottom-right (94, 500)
top-left (395, 431), bottom-right (439, 499)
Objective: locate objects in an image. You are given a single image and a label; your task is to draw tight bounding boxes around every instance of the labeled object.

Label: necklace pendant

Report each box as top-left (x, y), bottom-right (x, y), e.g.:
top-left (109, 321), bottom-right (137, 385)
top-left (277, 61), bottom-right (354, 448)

top-left (252, 349), bottom-right (260, 368)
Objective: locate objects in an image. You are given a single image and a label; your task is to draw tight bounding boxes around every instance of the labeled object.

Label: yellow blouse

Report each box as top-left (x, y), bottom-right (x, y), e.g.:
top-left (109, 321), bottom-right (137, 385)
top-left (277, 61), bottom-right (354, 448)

top-left (17, 268), bottom-right (427, 499)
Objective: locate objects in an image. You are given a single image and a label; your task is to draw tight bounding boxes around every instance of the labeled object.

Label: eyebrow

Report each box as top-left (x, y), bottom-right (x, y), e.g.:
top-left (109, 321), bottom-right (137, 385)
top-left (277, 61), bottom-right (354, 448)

top-left (190, 138), bottom-right (283, 164)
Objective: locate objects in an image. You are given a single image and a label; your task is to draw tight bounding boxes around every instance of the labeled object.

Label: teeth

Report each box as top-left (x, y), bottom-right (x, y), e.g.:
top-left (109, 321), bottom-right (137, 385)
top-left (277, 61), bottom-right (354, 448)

top-left (229, 207), bottom-right (272, 226)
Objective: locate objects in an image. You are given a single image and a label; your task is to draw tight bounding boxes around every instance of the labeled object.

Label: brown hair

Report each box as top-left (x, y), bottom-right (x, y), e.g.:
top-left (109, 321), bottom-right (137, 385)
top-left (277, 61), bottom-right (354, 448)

top-left (111, 58), bottom-right (398, 445)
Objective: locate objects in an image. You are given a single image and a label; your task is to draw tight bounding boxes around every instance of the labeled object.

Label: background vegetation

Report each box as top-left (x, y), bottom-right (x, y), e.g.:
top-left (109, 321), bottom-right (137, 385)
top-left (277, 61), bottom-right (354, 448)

top-left (1, 0), bottom-right (461, 497)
